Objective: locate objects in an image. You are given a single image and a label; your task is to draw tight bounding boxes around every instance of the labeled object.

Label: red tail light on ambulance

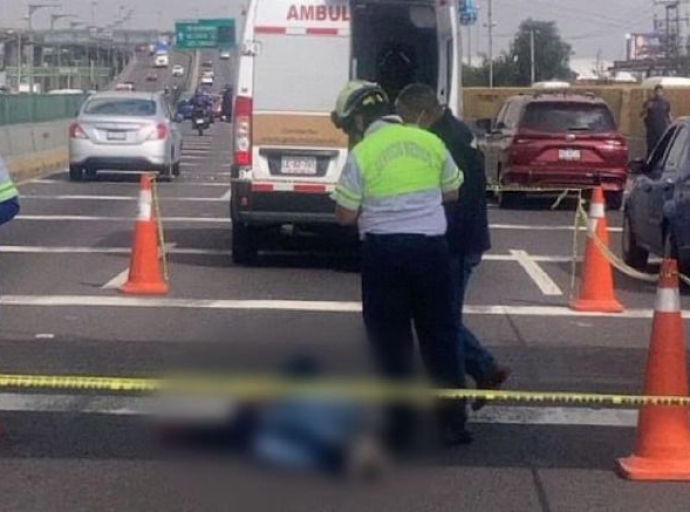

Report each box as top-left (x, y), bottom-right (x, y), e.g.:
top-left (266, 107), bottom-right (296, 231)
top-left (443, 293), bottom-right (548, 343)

top-left (234, 96), bottom-right (253, 167)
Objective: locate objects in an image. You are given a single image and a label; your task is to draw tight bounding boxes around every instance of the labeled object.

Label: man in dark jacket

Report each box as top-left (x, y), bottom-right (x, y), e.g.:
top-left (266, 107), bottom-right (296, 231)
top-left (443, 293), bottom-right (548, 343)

top-left (642, 85), bottom-right (672, 156)
top-left (396, 84), bottom-right (509, 409)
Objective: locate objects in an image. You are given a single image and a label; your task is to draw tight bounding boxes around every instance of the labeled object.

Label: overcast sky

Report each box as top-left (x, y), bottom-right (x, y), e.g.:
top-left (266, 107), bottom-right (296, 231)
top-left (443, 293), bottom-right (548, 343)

top-left (0, 0), bottom-right (664, 60)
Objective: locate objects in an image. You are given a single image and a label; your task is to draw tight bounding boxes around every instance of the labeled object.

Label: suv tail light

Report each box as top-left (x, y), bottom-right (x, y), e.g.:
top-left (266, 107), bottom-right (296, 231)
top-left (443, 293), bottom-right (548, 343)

top-left (234, 96), bottom-right (253, 167)
top-left (603, 138), bottom-right (626, 149)
top-left (148, 123), bottom-right (168, 140)
top-left (69, 122), bottom-right (87, 139)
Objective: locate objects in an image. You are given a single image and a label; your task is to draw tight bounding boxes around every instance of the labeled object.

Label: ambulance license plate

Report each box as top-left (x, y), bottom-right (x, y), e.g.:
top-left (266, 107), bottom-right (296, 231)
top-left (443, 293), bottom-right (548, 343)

top-left (281, 157), bottom-right (317, 175)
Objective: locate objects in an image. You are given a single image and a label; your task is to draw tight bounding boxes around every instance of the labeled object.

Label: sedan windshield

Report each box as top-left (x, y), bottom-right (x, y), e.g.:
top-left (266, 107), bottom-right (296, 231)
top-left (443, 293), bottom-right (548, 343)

top-left (83, 98), bottom-right (157, 117)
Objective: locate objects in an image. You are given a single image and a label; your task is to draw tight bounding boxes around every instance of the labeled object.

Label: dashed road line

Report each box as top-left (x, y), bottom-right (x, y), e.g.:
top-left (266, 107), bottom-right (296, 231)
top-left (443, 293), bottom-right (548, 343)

top-left (510, 250), bottom-right (563, 296)
top-left (102, 269), bottom-right (130, 290)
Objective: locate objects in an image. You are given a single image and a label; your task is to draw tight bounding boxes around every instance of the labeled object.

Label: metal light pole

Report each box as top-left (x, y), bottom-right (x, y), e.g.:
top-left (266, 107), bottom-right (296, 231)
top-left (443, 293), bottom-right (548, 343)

top-left (27, 3), bottom-right (60, 94)
top-left (51, 14), bottom-right (76, 90)
top-left (91, 1), bottom-right (98, 27)
top-left (486, 0), bottom-right (496, 88)
top-left (530, 27), bottom-right (536, 85)
top-left (66, 21), bottom-right (85, 89)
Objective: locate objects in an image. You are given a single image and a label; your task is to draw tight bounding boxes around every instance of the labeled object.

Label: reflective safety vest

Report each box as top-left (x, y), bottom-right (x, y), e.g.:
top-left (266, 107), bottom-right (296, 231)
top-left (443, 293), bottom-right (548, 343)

top-left (352, 123), bottom-right (459, 198)
top-left (0, 155), bottom-right (18, 203)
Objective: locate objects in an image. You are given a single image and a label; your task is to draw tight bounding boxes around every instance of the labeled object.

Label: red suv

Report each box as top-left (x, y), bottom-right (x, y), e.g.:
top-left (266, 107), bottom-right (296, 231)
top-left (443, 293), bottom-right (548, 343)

top-left (481, 92), bottom-right (629, 209)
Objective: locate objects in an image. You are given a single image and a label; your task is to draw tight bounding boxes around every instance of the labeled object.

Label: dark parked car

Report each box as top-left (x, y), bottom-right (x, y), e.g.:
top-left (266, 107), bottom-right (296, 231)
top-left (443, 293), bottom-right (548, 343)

top-left (480, 92), bottom-right (629, 209)
top-left (623, 117), bottom-right (690, 273)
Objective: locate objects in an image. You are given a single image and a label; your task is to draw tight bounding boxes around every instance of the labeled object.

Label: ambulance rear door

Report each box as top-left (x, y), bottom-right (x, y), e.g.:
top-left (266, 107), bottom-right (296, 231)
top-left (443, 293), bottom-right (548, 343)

top-left (249, 0), bottom-right (351, 205)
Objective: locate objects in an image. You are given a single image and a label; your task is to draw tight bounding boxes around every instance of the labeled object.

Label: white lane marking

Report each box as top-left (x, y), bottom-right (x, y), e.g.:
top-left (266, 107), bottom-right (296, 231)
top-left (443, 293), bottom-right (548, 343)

top-left (0, 246), bottom-right (579, 263)
top-left (220, 188), bottom-right (232, 201)
top-left (0, 394), bottom-right (234, 420)
top-left (492, 224), bottom-right (623, 233)
top-left (25, 179), bottom-right (229, 187)
top-left (0, 394), bottom-right (638, 428)
top-left (15, 215), bottom-right (231, 223)
top-left (510, 250), bottom-right (563, 296)
top-left (0, 246), bottom-right (229, 255)
top-left (0, 295), bottom-right (680, 319)
top-left (22, 194), bottom-right (228, 203)
top-left (11, 216), bottom-right (618, 232)
top-left (471, 406), bottom-right (636, 428)
top-left (102, 268), bottom-right (130, 290)
top-left (180, 155), bottom-right (209, 160)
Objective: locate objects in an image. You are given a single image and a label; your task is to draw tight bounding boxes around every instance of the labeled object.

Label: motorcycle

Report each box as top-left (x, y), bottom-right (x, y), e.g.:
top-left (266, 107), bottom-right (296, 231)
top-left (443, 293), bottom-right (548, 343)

top-left (192, 109), bottom-right (211, 136)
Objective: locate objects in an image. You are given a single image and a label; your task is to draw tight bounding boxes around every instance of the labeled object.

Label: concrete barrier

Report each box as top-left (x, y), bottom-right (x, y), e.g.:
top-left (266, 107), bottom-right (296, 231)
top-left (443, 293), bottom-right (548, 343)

top-left (0, 119), bottom-right (71, 183)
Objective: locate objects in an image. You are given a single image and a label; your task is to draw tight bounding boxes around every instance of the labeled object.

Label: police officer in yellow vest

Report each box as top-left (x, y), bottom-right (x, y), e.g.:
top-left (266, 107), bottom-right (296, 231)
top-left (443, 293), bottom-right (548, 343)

top-left (331, 81), bottom-right (471, 446)
top-left (0, 154), bottom-right (19, 228)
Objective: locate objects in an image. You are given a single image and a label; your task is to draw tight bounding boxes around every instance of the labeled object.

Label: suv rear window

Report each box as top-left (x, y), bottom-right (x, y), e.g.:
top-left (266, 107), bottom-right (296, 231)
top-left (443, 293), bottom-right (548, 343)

top-left (520, 102), bottom-right (616, 133)
top-left (83, 98), bottom-right (157, 117)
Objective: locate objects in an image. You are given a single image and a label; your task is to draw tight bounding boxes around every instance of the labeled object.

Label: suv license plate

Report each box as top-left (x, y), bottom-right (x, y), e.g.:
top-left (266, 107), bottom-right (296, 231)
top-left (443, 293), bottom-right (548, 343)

top-left (107, 131), bottom-right (126, 141)
top-left (281, 157), bottom-right (317, 176)
top-left (559, 149), bottom-right (581, 161)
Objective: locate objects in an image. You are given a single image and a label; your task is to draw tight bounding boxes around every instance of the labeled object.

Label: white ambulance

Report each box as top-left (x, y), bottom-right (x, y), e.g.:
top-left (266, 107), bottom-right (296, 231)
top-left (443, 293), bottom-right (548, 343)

top-left (231, 0), bottom-right (462, 263)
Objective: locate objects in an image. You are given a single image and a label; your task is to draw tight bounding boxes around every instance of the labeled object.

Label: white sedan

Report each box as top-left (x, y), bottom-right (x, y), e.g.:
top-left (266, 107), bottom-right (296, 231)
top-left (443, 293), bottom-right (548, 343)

top-left (171, 65), bottom-right (185, 77)
top-left (201, 75), bottom-right (214, 86)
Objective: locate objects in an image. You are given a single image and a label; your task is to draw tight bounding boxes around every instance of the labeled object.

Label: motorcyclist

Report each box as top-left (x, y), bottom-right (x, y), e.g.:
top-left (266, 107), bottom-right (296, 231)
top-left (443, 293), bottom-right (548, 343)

top-left (190, 92), bottom-right (212, 122)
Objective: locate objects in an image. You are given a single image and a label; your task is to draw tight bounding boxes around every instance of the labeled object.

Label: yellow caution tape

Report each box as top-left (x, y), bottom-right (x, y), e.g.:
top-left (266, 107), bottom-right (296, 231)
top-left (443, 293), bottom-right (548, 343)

top-left (151, 175), bottom-right (170, 282)
top-left (575, 201), bottom-right (690, 287)
top-left (0, 373), bottom-right (688, 407)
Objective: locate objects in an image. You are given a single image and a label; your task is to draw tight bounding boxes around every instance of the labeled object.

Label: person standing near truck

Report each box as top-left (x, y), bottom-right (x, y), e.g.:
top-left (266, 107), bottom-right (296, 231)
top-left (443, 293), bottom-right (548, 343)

top-left (331, 81), bottom-right (471, 448)
top-left (643, 85), bottom-right (672, 156)
top-left (395, 84), bottom-right (510, 410)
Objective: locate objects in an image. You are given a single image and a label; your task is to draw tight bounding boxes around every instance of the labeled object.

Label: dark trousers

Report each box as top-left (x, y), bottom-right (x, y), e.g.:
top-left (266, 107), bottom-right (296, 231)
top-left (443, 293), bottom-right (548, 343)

top-left (362, 234), bottom-right (462, 384)
top-left (449, 254), bottom-right (497, 383)
top-left (361, 234), bottom-right (466, 434)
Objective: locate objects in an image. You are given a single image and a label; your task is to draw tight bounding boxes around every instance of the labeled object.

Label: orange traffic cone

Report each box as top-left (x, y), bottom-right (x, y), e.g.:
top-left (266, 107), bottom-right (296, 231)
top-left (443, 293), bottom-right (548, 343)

top-left (617, 259), bottom-right (690, 480)
top-left (120, 174), bottom-right (169, 295)
top-left (570, 187), bottom-right (623, 313)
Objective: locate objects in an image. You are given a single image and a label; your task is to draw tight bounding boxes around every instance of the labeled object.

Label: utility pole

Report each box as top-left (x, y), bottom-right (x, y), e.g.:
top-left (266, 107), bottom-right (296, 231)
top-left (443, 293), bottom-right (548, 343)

top-left (487, 0), bottom-right (495, 87)
top-left (530, 27), bottom-right (536, 84)
top-left (467, 25), bottom-right (472, 67)
top-left (654, 0), bottom-right (690, 74)
top-left (27, 4), bottom-right (60, 94)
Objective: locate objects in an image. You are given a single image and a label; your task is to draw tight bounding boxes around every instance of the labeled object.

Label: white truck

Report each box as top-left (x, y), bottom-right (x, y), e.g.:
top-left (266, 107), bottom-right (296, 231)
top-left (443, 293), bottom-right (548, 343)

top-left (230, 0), bottom-right (462, 264)
top-left (154, 53), bottom-right (170, 68)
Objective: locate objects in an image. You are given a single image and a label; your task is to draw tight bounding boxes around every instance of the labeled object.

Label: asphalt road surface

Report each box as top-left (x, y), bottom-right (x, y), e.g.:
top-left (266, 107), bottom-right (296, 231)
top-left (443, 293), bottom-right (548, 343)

top-left (1, 57), bottom-right (690, 510)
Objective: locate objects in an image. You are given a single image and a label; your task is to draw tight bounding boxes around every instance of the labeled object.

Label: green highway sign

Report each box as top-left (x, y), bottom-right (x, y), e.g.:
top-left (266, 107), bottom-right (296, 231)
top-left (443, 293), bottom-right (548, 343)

top-left (175, 22), bottom-right (218, 49)
top-left (175, 19), bottom-right (236, 50)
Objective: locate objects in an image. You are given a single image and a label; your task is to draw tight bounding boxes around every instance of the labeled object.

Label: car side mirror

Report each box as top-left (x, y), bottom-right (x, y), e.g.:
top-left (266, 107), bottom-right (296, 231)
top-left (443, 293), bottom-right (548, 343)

top-left (493, 121), bottom-right (507, 132)
top-left (628, 158), bottom-right (648, 175)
